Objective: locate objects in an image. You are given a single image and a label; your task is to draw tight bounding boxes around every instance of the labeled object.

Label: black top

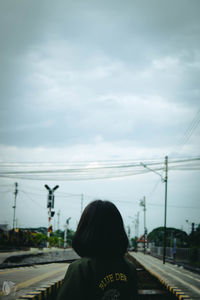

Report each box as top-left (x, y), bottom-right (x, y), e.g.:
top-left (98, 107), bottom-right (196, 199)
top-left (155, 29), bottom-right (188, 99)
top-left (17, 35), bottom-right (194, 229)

top-left (56, 256), bottom-right (138, 300)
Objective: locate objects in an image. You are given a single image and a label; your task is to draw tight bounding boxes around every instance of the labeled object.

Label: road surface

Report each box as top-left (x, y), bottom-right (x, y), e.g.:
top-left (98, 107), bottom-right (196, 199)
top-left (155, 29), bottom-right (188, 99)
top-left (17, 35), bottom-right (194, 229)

top-left (0, 262), bottom-right (69, 299)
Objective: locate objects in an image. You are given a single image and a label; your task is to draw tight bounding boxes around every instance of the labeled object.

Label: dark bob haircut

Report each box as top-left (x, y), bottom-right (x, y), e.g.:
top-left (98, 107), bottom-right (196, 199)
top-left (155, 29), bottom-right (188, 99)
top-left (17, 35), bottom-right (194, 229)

top-left (72, 200), bottom-right (129, 258)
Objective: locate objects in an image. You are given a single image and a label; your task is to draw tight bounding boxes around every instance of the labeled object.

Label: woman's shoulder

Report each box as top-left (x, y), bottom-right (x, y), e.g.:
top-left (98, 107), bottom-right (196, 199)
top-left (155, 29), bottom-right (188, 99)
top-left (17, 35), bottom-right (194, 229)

top-left (68, 257), bottom-right (95, 273)
top-left (70, 257), bottom-right (93, 267)
top-left (69, 256), bottom-right (136, 274)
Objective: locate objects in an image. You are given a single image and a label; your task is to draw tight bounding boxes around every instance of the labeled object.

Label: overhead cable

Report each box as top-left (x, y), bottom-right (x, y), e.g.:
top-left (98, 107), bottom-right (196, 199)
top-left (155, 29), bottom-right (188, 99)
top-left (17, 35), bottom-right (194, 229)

top-left (0, 157), bottom-right (199, 181)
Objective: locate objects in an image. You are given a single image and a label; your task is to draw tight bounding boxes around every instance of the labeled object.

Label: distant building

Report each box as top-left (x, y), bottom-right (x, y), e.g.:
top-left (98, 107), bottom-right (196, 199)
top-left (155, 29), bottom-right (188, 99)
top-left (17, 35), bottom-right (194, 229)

top-left (136, 234), bottom-right (149, 252)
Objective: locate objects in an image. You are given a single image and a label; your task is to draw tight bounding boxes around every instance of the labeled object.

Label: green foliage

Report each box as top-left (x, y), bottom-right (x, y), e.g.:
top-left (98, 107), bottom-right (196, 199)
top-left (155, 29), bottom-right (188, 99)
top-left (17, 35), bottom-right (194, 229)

top-left (148, 227), bottom-right (164, 246)
top-left (20, 227), bottom-right (47, 234)
top-left (148, 227), bottom-right (189, 247)
top-left (189, 224), bottom-right (200, 247)
top-left (130, 237), bottom-right (138, 248)
top-left (189, 246), bottom-right (199, 265)
top-left (51, 228), bottom-right (75, 247)
top-left (48, 235), bottom-right (61, 247)
top-left (0, 227), bottom-right (76, 249)
top-left (30, 232), bottom-right (47, 247)
top-left (67, 229), bottom-right (75, 246)
top-left (53, 229), bottom-right (64, 238)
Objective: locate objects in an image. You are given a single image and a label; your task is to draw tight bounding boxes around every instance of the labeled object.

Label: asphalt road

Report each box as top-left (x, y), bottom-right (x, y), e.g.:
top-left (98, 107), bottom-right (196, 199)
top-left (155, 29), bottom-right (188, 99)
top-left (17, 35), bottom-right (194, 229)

top-left (0, 248), bottom-right (79, 299)
top-left (0, 262), bottom-right (69, 299)
top-left (0, 247), bottom-right (79, 268)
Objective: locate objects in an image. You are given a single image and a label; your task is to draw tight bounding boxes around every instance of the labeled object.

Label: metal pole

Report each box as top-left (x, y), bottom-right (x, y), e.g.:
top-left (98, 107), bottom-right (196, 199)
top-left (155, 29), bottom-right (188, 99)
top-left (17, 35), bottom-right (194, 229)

top-left (47, 206), bottom-right (51, 248)
top-left (140, 157), bottom-right (169, 262)
top-left (144, 197), bottom-right (146, 232)
top-left (144, 196), bottom-right (146, 254)
top-left (13, 182), bottom-right (18, 230)
top-left (45, 185), bottom-right (59, 248)
top-left (137, 212), bottom-right (139, 238)
top-left (163, 156), bottom-right (168, 264)
top-left (135, 212), bottom-right (139, 238)
top-left (64, 217), bottom-right (71, 249)
top-left (57, 210), bottom-right (60, 231)
top-left (140, 197), bottom-right (146, 254)
top-left (81, 194), bottom-right (84, 215)
top-left (64, 224), bottom-right (67, 249)
top-left (134, 218), bottom-right (137, 238)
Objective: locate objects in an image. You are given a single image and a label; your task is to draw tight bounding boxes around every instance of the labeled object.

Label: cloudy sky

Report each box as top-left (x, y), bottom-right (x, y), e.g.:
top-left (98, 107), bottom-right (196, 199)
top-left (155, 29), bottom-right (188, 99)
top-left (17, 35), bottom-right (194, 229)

top-left (0, 0), bottom-right (200, 236)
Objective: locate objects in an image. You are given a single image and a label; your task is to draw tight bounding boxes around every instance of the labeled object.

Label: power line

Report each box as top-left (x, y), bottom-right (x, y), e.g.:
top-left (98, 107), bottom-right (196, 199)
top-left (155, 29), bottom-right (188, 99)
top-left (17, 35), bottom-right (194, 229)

top-left (180, 109), bottom-right (200, 146)
top-left (20, 190), bottom-right (46, 209)
top-left (0, 157), bottom-right (199, 181)
top-left (0, 190), bottom-right (13, 195)
top-left (148, 177), bottom-right (162, 197)
top-left (173, 109), bottom-right (200, 154)
top-left (148, 203), bottom-right (200, 209)
top-left (19, 186), bottom-right (196, 208)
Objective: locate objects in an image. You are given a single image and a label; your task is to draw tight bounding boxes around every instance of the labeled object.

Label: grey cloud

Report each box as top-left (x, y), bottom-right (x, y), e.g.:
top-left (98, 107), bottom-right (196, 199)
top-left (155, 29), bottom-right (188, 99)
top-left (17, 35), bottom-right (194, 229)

top-left (0, 0), bottom-right (200, 149)
top-left (1, 0), bottom-right (200, 235)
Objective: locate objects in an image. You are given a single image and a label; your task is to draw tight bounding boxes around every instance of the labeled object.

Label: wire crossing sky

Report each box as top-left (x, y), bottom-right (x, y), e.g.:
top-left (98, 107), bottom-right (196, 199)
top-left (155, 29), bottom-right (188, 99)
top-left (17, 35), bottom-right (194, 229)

top-left (0, 0), bottom-right (200, 232)
top-left (0, 157), bottom-right (200, 180)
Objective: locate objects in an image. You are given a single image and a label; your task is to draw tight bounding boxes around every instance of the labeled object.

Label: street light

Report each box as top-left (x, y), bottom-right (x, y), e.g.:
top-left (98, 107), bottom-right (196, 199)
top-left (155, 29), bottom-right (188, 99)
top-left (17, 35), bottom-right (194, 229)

top-left (140, 156), bottom-right (168, 264)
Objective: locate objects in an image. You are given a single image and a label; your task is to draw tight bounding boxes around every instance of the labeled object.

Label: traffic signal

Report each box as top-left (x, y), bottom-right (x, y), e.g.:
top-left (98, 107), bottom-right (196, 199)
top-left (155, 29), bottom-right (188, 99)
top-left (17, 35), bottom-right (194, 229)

top-left (47, 192), bottom-right (55, 208)
top-left (48, 225), bottom-right (53, 235)
top-left (51, 211), bottom-right (55, 217)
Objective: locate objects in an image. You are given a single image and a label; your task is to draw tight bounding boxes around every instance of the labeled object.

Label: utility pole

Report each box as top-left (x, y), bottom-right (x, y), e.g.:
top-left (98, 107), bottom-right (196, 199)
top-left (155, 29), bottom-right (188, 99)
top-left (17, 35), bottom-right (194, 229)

top-left (127, 225), bottom-right (131, 239)
top-left (128, 216), bottom-right (134, 240)
top-left (140, 196), bottom-right (147, 254)
top-left (140, 156), bottom-right (169, 264)
top-left (57, 210), bottom-right (60, 232)
top-left (44, 185), bottom-right (59, 247)
top-left (163, 156), bottom-right (168, 264)
top-left (134, 212), bottom-right (139, 252)
top-left (81, 194), bottom-right (84, 215)
top-left (12, 182), bottom-right (18, 230)
top-left (135, 212), bottom-right (139, 238)
top-left (64, 217), bottom-right (71, 249)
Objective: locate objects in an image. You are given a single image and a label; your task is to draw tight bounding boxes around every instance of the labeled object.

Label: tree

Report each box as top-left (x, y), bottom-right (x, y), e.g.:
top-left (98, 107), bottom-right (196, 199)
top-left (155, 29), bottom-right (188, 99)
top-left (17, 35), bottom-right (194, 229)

top-left (188, 224), bottom-right (200, 266)
top-left (30, 232), bottom-right (47, 247)
top-left (148, 227), bottom-right (188, 247)
top-left (189, 224), bottom-right (200, 247)
top-left (130, 237), bottom-right (138, 248)
top-left (66, 229), bottom-right (75, 246)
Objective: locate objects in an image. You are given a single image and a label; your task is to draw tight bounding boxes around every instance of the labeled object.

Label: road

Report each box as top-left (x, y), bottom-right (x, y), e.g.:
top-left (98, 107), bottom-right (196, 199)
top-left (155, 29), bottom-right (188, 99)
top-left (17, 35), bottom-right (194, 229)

top-left (0, 247), bottom-right (79, 299)
top-left (130, 251), bottom-right (200, 300)
top-left (0, 250), bottom-right (34, 265)
top-left (0, 247), bottom-right (79, 266)
top-left (0, 262), bottom-right (69, 299)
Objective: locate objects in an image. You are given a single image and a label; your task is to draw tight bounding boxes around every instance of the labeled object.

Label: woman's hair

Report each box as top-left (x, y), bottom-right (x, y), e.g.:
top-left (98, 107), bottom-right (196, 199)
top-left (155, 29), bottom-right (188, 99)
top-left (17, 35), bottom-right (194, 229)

top-left (72, 200), bottom-right (129, 258)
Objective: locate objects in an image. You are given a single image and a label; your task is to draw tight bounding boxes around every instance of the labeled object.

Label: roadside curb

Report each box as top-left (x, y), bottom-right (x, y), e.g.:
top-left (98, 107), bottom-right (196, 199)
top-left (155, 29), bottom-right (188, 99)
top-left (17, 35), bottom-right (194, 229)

top-left (16, 279), bottom-right (64, 300)
top-left (135, 256), bottom-right (192, 300)
top-left (0, 258), bottom-right (77, 269)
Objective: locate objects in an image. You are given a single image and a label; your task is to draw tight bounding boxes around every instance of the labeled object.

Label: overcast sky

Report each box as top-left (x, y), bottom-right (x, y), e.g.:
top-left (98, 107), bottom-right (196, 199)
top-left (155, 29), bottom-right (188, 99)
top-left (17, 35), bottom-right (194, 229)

top-left (0, 0), bottom-right (200, 236)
